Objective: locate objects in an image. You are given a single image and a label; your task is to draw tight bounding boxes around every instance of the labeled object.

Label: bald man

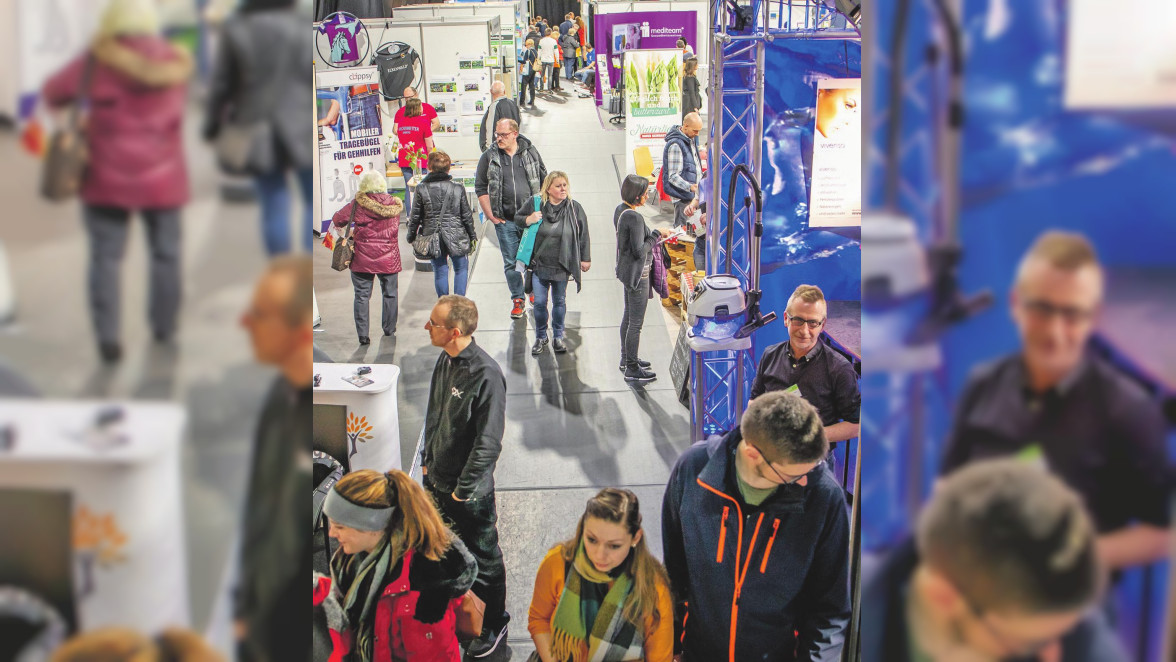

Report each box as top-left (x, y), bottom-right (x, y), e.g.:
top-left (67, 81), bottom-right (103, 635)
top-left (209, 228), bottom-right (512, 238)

top-left (662, 112), bottom-right (705, 228)
top-left (479, 81), bottom-right (521, 152)
top-left (395, 86), bottom-right (441, 131)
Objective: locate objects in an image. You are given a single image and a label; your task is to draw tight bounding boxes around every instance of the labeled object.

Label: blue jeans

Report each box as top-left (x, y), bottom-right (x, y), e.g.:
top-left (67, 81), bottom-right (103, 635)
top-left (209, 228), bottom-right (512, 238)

top-left (254, 168), bottom-right (314, 255)
top-left (346, 92), bottom-right (382, 138)
top-left (431, 252), bottom-right (469, 297)
top-left (532, 273), bottom-right (568, 339)
top-left (494, 221), bottom-right (525, 299)
top-left (564, 57), bottom-right (576, 79)
top-left (693, 234), bottom-right (706, 273)
top-left (401, 166), bottom-right (414, 220)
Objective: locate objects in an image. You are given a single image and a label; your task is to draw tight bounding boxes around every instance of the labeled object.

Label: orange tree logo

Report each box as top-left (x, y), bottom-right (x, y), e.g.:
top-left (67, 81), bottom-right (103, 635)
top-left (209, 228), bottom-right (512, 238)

top-left (346, 412), bottom-right (373, 459)
top-left (73, 506), bottom-right (127, 597)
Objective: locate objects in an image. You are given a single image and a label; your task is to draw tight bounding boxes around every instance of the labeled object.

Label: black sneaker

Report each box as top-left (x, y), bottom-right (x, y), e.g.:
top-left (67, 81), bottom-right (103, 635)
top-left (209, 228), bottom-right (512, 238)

top-left (99, 342), bottom-right (123, 364)
top-left (624, 366), bottom-right (657, 383)
top-left (467, 621), bottom-right (509, 658)
top-left (618, 359), bottom-right (652, 372)
top-left (552, 337), bottom-right (568, 353)
top-left (531, 338), bottom-right (548, 355)
top-left (358, 336), bottom-right (370, 345)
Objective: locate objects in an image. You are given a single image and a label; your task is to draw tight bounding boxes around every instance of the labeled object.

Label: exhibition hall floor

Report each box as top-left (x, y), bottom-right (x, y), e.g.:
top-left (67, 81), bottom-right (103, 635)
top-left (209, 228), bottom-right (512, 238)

top-left (312, 84), bottom-right (694, 660)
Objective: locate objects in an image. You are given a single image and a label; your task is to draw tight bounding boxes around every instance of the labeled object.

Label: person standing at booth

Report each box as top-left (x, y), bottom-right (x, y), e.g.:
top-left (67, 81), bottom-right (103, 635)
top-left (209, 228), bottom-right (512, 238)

top-left (421, 295), bottom-right (512, 658)
top-left (237, 256), bottom-right (314, 662)
top-left (479, 81), bottom-right (521, 153)
top-left (614, 175), bottom-right (662, 383)
top-left (394, 97), bottom-right (435, 217)
top-left (661, 391), bottom-right (850, 661)
top-left (396, 86), bottom-right (441, 132)
top-left (331, 172), bottom-right (404, 344)
top-left (662, 113), bottom-right (704, 230)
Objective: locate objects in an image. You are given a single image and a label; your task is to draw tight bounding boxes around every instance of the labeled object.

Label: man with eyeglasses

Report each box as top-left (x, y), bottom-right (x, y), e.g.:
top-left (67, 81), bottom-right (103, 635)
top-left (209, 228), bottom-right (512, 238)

top-left (862, 458), bottom-right (1127, 661)
top-left (940, 231), bottom-right (1170, 573)
top-left (475, 118), bottom-right (548, 321)
top-left (750, 284), bottom-right (861, 448)
top-left (662, 391), bottom-right (850, 661)
top-left (420, 294), bottom-right (512, 657)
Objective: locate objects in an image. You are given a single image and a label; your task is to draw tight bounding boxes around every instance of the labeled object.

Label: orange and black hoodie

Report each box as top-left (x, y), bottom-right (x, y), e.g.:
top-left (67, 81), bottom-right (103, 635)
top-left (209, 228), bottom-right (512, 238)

top-left (660, 428), bottom-right (850, 661)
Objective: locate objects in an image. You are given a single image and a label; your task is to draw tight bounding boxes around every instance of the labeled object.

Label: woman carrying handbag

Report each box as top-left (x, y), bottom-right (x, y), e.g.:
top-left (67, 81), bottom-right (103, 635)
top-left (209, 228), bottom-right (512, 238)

top-left (406, 151), bottom-right (477, 297)
top-left (331, 173), bottom-right (404, 345)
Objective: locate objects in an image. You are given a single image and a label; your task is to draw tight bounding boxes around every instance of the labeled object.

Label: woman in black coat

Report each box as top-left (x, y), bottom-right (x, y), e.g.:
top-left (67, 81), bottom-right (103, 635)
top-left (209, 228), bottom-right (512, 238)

top-left (521, 171), bottom-right (591, 356)
top-left (406, 151), bottom-right (477, 297)
top-left (682, 57), bottom-right (703, 118)
top-left (614, 175), bottom-right (662, 383)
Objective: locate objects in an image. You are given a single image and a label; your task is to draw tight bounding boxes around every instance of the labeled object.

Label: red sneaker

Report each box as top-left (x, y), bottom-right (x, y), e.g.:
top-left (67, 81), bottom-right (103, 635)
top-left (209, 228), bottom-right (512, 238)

top-left (528, 293), bottom-right (535, 304)
top-left (510, 298), bottom-right (525, 319)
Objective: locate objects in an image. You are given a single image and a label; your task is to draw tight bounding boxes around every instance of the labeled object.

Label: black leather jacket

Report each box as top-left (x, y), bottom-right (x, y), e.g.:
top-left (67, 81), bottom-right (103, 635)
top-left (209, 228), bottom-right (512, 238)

top-left (406, 172), bottom-right (477, 257)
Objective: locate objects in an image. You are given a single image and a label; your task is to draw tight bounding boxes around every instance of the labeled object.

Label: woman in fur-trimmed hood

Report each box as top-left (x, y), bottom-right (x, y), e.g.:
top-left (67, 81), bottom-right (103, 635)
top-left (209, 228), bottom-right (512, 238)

top-left (332, 173), bottom-right (405, 344)
top-left (41, 0), bottom-right (194, 363)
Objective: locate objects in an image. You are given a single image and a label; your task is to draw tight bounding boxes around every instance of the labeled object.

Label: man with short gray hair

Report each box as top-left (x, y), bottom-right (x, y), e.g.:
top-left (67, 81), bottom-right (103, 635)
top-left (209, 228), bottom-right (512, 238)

top-left (662, 112), bottom-right (705, 228)
top-left (662, 391), bottom-right (850, 661)
top-left (478, 81), bottom-right (521, 152)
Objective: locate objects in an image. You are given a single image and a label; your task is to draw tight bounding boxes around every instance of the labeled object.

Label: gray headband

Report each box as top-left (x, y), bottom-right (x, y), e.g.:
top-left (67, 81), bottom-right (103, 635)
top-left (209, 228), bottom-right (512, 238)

top-left (322, 489), bottom-right (395, 531)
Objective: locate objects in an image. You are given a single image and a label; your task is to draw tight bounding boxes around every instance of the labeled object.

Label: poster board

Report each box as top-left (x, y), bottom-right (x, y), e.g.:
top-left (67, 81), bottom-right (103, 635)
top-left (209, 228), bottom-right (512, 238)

top-left (592, 1), bottom-right (708, 104)
top-left (419, 20), bottom-right (495, 160)
top-left (807, 78), bottom-right (861, 228)
top-left (315, 67), bottom-right (388, 234)
top-left (593, 9), bottom-right (697, 108)
top-left (624, 50), bottom-right (683, 174)
top-left (1063, 0), bottom-right (1176, 109)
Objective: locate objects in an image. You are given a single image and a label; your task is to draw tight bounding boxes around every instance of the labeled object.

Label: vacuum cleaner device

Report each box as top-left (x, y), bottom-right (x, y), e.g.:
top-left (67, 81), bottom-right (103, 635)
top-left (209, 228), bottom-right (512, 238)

top-left (687, 164), bottom-right (777, 342)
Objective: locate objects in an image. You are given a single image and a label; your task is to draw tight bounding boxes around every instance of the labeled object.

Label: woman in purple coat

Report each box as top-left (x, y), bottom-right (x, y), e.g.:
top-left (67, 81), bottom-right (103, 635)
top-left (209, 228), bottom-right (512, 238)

top-left (332, 173), bottom-right (405, 345)
top-left (42, 0), bottom-right (194, 363)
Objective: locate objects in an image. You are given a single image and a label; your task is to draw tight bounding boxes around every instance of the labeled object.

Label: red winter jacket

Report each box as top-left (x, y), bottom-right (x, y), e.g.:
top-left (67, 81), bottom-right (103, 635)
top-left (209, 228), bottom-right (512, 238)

top-left (43, 36), bottom-right (193, 210)
top-left (373, 548), bottom-right (464, 662)
top-left (332, 192), bottom-right (405, 275)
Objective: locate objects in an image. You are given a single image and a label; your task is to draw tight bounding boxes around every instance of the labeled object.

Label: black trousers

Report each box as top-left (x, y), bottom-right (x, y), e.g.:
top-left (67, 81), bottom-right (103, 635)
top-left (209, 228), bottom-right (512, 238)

top-left (620, 277), bottom-right (650, 369)
top-left (350, 271), bottom-right (397, 338)
top-left (519, 73), bottom-right (537, 105)
top-left (425, 479), bottom-right (509, 632)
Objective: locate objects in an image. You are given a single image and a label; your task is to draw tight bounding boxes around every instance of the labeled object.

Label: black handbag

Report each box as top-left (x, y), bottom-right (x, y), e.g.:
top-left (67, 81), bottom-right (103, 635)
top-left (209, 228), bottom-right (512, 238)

top-left (330, 203), bottom-right (357, 271)
top-left (411, 184), bottom-right (443, 259)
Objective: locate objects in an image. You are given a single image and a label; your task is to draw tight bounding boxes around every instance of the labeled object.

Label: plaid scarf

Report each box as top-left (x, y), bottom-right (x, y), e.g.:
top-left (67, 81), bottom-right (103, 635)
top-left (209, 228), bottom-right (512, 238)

top-left (549, 543), bottom-right (645, 662)
top-left (329, 537), bottom-right (395, 662)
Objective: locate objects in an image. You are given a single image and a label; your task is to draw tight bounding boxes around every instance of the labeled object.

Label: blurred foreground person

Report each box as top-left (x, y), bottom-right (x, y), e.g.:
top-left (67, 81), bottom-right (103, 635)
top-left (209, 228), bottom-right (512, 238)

top-left (237, 256), bottom-right (314, 662)
top-left (42, 0), bottom-right (193, 363)
top-left (862, 459), bottom-right (1126, 661)
top-left (331, 172), bottom-right (404, 344)
top-left (50, 627), bottom-right (224, 662)
top-left (940, 231), bottom-right (1170, 571)
top-left (205, 0), bottom-right (313, 255)
top-left (323, 470), bottom-right (477, 662)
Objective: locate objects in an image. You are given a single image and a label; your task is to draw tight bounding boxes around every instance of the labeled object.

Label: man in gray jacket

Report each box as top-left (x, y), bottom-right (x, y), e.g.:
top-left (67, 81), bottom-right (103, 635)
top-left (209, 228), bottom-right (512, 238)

top-left (478, 81), bottom-right (521, 152)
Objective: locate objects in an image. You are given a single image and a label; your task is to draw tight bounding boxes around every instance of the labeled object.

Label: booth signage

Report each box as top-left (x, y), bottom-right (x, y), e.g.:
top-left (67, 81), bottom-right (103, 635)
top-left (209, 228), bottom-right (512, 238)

top-left (593, 11), bottom-right (697, 104)
top-left (624, 50), bottom-right (683, 174)
top-left (807, 78), bottom-right (862, 228)
top-left (316, 67), bottom-right (388, 233)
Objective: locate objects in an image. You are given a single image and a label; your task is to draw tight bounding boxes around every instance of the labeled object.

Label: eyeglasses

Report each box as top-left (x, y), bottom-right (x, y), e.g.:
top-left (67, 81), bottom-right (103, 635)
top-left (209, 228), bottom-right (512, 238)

top-left (787, 314), bottom-right (825, 330)
top-left (1021, 299), bottom-right (1095, 326)
top-left (425, 318), bottom-right (450, 330)
top-left (959, 592), bottom-right (1056, 658)
top-left (747, 442), bottom-right (809, 485)
top-left (495, 132), bottom-right (516, 139)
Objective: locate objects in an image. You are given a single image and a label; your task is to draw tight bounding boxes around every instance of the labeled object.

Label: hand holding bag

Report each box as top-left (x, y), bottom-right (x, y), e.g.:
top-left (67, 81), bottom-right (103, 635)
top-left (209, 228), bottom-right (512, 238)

top-left (330, 203), bottom-right (357, 272)
top-left (41, 57), bottom-right (94, 202)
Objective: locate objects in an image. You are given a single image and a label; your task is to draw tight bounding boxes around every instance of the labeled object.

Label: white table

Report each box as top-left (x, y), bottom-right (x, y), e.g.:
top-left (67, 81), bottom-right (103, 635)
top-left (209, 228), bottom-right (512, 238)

top-left (313, 363), bottom-right (401, 472)
top-left (0, 400), bottom-right (188, 633)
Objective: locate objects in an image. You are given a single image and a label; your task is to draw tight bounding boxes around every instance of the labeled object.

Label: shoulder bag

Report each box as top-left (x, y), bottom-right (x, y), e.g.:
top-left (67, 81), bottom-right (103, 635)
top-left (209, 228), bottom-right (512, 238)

top-left (411, 183), bottom-right (443, 259)
top-left (455, 589), bottom-right (486, 641)
top-left (41, 56), bottom-right (95, 202)
top-left (330, 203), bottom-right (357, 271)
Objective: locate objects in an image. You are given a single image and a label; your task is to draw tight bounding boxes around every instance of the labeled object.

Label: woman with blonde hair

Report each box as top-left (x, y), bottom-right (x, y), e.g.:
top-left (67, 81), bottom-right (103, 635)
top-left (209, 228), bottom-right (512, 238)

top-left (42, 0), bottom-right (194, 363)
top-left (325, 469), bottom-right (477, 662)
top-left (521, 171), bottom-right (591, 356)
top-left (527, 488), bottom-right (674, 662)
top-left (331, 172), bottom-right (404, 344)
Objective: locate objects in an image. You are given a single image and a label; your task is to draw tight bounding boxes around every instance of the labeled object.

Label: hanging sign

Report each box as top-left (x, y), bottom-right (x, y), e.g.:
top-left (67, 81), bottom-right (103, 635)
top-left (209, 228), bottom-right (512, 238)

top-left (624, 50), bottom-right (683, 175)
top-left (808, 78), bottom-right (861, 228)
top-left (316, 67), bottom-right (387, 233)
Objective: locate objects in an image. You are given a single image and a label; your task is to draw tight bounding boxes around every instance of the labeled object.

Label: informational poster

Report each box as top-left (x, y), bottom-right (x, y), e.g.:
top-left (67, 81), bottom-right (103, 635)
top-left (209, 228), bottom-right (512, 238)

top-left (458, 55), bottom-right (485, 71)
top-left (624, 50), bottom-right (683, 175)
top-left (461, 96), bottom-right (487, 115)
top-left (316, 67), bottom-right (387, 233)
top-left (429, 77), bottom-right (457, 94)
top-left (593, 11), bottom-right (697, 104)
top-left (438, 117), bottom-right (460, 135)
top-left (807, 78), bottom-right (862, 228)
top-left (1063, 0), bottom-right (1176, 108)
top-left (432, 94), bottom-right (458, 116)
top-left (596, 53), bottom-right (612, 93)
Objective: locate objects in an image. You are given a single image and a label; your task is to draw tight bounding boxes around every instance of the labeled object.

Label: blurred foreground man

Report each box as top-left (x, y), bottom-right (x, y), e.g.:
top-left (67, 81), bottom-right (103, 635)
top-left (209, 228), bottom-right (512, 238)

top-left (940, 231), bottom-right (1170, 571)
top-left (862, 459), bottom-right (1126, 661)
top-left (236, 256), bottom-right (314, 662)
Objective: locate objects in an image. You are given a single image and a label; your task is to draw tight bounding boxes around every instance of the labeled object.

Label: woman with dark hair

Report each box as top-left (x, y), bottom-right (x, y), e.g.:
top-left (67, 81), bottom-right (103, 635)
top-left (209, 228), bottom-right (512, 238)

top-left (527, 488), bottom-right (674, 662)
top-left (407, 150), bottom-right (477, 297)
top-left (681, 58), bottom-right (702, 119)
top-left (332, 173), bottom-right (404, 344)
top-left (324, 469), bottom-right (477, 662)
top-left (522, 172), bottom-right (591, 356)
top-left (614, 175), bottom-right (661, 383)
top-left (394, 96), bottom-right (435, 214)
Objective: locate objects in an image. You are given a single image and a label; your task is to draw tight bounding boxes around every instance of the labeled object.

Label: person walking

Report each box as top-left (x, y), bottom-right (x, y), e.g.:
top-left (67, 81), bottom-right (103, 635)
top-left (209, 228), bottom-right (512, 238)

top-left (479, 81), bottom-right (521, 152)
top-left (681, 58), bottom-right (702, 119)
top-left (538, 28), bottom-right (559, 92)
top-left (421, 295), bottom-right (512, 658)
top-left (394, 96), bottom-right (435, 216)
top-left (324, 469), bottom-right (478, 662)
top-left (614, 175), bottom-right (662, 384)
top-left (407, 151), bottom-right (477, 297)
top-left (331, 173), bottom-right (404, 344)
top-left (559, 27), bottom-right (580, 82)
top-left (521, 171), bottom-right (591, 356)
top-left (518, 38), bottom-right (539, 108)
top-left (206, 0), bottom-right (313, 256)
top-left (474, 119), bottom-right (547, 320)
top-left (43, 0), bottom-right (193, 364)
top-left (527, 489), bottom-right (675, 662)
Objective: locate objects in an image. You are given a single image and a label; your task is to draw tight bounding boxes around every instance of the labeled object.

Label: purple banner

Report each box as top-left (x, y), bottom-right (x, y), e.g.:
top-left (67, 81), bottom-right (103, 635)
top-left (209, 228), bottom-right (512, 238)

top-left (593, 11), bottom-right (697, 105)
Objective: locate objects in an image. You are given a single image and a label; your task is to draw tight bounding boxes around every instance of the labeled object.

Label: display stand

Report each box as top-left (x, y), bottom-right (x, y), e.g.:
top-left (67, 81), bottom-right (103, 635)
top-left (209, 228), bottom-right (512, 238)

top-left (0, 400), bottom-right (189, 633)
top-left (313, 363), bottom-right (401, 472)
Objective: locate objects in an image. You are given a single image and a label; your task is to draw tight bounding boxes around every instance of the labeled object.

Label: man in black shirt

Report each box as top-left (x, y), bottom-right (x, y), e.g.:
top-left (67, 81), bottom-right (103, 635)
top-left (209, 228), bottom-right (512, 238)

top-left (750, 284), bottom-right (860, 444)
top-left (941, 231), bottom-right (1170, 571)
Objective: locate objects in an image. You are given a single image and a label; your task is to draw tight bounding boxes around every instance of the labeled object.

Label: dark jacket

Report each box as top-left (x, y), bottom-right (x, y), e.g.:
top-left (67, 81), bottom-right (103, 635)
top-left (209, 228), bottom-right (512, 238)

top-left (662, 429), bottom-right (850, 662)
top-left (559, 20), bottom-right (574, 36)
top-left (44, 36), bottom-right (192, 210)
top-left (474, 135), bottom-right (547, 222)
top-left (682, 74), bottom-right (702, 116)
top-left (525, 199), bottom-right (592, 292)
top-left (478, 96), bottom-right (522, 152)
top-left (558, 33), bottom-right (579, 59)
top-left (332, 192), bottom-right (404, 274)
top-left (861, 539), bottom-right (1130, 661)
top-left (205, 9), bottom-right (313, 173)
top-left (524, 32), bottom-right (543, 52)
top-left (662, 125), bottom-right (700, 202)
top-left (407, 172), bottom-right (476, 258)
top-left (613, 204), bottom-right (657, 290)
top-left (421, 339), bottom-right (507, 500)
top-left (238, 377), bottom-right (312, 661)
